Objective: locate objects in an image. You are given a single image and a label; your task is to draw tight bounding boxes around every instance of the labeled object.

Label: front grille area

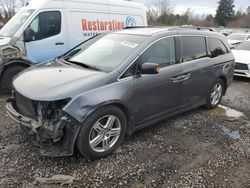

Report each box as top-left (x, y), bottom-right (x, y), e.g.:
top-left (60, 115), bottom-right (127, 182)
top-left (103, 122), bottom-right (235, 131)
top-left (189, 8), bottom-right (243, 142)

top-left (235, 72), bottom-right (247, 75)
top-left (15, 91), bottom-right (37, 119)
top-left (235, 63), bottom-right (249, 70)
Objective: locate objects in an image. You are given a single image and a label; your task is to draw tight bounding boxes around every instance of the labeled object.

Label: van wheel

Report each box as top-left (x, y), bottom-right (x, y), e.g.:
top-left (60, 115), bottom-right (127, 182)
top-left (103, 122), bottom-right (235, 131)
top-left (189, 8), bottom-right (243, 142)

top-left (205, 79), bottom-right (224, 109)
top-left (76, 106), bottom-right (127, 161)
top-left (1, 65), bottom-right (26, 93)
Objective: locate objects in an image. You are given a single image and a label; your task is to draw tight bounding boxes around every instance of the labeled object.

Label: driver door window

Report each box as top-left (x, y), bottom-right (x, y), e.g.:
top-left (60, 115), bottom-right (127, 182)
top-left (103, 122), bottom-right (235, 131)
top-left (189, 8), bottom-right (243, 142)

top-left (120, 37), bottom-right (176, 79)
top-left (29, 11), bottom-right (61, 41)
top-left (140, 37), bottom-right (176, 68)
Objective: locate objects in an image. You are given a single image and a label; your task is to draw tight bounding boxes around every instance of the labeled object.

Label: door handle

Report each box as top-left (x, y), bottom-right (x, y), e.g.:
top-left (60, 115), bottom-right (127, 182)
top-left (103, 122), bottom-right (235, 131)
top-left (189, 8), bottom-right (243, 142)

top-left (171, 75), bottom-right (183, 82)
top-left (55, 42), bottom-right (64, 45)
top-left (182, 73), bottom-right (191, 80)
top-left (171, 73), bottom-right (191, 83)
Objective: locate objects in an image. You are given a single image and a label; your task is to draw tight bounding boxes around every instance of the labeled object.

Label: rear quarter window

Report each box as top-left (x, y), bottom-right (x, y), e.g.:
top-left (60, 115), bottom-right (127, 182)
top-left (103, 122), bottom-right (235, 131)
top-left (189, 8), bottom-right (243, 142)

top-left (209, 38), bottom-right (228, 58)
top-left (181, 36), bottom-right (207, 62)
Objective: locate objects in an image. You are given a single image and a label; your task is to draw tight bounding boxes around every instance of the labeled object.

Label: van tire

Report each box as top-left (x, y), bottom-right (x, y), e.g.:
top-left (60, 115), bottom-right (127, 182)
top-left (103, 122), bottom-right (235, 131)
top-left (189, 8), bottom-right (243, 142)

top-left (76, 105), bottom-right (127, 161)
top-left (1, 65), bottom-right (26, 93)
top-left (204, 79), bottom-right (225, 109)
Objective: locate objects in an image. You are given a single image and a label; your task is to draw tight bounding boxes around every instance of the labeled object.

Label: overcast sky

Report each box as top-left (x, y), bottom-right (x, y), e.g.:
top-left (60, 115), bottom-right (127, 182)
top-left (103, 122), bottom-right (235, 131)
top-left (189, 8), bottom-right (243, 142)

top-left (134, 0), bottom-right (248, 16)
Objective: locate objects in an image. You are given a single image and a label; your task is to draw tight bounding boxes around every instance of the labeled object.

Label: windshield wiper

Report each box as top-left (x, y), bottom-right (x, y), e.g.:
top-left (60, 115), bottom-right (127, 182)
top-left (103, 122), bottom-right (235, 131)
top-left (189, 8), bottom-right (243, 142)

top-left (64, 59), bottom-right (102, 72)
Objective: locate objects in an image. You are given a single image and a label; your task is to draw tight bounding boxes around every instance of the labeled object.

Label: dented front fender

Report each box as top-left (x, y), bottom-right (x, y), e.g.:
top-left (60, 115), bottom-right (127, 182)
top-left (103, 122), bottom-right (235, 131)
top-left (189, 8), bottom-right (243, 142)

top-left (63, 78), bottom-right (135, 123)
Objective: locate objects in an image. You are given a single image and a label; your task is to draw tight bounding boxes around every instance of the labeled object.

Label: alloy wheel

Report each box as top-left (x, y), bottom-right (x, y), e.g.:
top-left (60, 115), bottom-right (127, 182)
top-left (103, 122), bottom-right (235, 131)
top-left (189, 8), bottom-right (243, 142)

top-left (210, 83), bottom-right (223, 106)
top-left (89, 115), bottom-right (121, 152)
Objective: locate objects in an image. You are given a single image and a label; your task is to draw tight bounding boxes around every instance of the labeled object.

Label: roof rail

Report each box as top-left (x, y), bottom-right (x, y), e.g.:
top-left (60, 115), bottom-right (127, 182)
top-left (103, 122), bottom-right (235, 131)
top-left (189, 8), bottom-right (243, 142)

top-left (123, 25), bottom-right (215, 32)
top-left (123, 26), bottom-right (156, 29)
top-left (170, 25), bottom-right (215, 32)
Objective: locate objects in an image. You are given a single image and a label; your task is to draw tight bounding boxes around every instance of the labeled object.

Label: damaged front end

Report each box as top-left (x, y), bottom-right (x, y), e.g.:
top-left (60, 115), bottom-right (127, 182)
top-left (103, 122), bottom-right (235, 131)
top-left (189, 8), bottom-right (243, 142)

top-left (6, 91), bottom-right (79, 157)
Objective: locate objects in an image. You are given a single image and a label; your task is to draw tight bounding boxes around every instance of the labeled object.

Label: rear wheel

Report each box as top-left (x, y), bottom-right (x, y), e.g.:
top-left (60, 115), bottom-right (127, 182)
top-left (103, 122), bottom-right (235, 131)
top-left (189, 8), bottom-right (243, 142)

top-left (76, 106), bottom-right (127, 160)
top-left (1, 65), bottom-right (27, 93)
top-left (205, 79), bottom-right (224, 109)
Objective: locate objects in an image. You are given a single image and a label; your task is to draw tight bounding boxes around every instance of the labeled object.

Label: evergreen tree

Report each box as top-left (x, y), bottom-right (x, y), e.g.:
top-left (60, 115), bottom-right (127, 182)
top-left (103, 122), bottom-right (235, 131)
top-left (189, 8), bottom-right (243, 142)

top-left (215, 0), bottom-right (235, 26)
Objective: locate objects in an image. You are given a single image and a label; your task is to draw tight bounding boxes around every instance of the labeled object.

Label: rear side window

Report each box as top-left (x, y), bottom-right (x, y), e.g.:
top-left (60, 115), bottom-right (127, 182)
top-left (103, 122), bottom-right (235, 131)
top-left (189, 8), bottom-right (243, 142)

top-left (29, 11), bottom-right (61, 40)
top-left (181, 36), bottom-right (207, 62)
top-left (209, 38), bottom-right (228, 58)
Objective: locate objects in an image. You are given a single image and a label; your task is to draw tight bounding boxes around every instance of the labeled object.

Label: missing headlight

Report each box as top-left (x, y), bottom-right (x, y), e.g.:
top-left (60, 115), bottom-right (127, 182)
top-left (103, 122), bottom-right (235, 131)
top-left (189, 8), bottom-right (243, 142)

top-left (37, 99), bottom-right (71, 125)
top-left (36, 99), bottom-right (71, 142)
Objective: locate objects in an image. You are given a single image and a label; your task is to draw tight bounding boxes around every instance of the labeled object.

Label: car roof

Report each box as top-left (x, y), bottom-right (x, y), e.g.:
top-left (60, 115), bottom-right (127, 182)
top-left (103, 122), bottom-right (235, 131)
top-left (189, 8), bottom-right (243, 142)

top-left (116, 27), bottom-right (223, 38)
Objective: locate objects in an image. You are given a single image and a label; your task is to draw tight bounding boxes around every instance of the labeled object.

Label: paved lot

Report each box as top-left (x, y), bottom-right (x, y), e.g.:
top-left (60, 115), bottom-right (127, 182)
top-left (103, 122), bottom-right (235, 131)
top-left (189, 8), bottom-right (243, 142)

top-left (0, 77), bottom-right (250, 188)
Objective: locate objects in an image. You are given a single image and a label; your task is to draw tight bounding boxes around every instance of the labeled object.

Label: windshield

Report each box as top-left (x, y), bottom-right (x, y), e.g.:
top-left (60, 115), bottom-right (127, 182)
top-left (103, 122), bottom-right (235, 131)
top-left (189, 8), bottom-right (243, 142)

top-left (65, 34), bottom-right (148, 72)
top-left (235, 41), bottom-right (250, 51)
top-left (227, 34), bottom-right (247, 41)
top-left (0, 9), bottom-right (35, 37)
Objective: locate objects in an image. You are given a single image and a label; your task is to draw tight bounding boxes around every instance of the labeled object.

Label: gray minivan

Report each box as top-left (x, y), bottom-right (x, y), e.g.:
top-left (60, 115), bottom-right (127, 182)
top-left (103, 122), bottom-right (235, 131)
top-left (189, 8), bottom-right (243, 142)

top-left (6, 27), bottom-right (235, 160)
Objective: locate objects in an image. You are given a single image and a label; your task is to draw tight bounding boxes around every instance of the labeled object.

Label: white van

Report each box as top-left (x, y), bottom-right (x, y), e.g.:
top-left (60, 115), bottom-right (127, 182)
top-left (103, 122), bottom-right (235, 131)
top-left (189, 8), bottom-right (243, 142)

top-left (0, 0), bottom-right (147, 92)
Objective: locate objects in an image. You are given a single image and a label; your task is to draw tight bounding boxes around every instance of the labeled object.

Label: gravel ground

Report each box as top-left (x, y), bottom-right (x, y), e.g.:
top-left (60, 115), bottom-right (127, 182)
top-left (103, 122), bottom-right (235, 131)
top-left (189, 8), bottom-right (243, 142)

top-left (0, 77), bottom-right (250, 188)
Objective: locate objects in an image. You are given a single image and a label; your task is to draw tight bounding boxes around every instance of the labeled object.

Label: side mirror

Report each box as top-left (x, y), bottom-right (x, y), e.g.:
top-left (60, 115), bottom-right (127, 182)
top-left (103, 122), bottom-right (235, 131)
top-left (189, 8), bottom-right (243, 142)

top-left (23, 27), bottom-right (35, 42)
top-left (141, 62), bottom-right (160, 75)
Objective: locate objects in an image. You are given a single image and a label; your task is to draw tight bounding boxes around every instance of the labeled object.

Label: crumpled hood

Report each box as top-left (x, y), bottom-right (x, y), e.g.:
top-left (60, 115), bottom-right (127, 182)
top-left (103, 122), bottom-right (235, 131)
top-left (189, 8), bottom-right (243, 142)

top-left (232, 50), bottom-right (250, 64)
top-left (13, 60), bottom-right (109, 101)
top-left (0, 37), bottom-right (11, 46)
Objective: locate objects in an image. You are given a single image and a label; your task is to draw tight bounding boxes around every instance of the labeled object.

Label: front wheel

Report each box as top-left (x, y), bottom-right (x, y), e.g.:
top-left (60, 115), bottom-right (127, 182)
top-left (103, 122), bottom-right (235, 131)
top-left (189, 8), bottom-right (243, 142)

top-left (76, 106), bottom-right (127, 160)
top-left (205, 79), bottom-right (225, 109)
top-left (1, 65), bottom-right (27, 93)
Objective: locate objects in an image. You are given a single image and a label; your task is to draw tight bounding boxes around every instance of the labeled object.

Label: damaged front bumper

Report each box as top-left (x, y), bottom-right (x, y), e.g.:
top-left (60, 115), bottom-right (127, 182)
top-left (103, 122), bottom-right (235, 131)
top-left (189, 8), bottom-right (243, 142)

top-left (6, 102), bottom-right (79, 157)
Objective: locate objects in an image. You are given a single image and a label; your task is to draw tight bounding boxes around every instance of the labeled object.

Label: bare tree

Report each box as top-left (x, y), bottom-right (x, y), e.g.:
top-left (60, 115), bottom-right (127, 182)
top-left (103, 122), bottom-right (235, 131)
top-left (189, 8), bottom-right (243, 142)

top-left (0, 0), bottom-right (29, 21)
top-left (147, 0), bottom-right (172, 19)
top-left (0, 0), bottom-right (16, 19)
top-left (146, 0), bottom-right (173, 25)
top-left (19, 0), bottom-right (28, 6)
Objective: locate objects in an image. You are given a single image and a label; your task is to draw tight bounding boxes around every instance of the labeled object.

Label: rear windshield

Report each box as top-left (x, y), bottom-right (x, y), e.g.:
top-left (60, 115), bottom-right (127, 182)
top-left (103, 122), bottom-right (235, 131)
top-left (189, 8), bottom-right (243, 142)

top-left (235, 41), bottom-right (250, 51)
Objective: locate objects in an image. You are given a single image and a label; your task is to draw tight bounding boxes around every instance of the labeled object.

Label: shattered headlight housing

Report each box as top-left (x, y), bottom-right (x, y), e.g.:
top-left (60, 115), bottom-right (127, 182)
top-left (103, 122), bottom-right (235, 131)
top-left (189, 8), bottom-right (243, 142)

top-left (37, 99), bottom-right (71, 124)
top-left (36, 98), bottom-right (71, 142)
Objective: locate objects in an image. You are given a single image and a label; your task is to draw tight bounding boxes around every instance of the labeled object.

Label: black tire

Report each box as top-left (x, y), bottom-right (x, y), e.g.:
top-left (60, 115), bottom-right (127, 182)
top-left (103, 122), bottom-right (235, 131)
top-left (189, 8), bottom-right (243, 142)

top-left (204, 79), bottom-right (225, 109)
top-left (1, 65), bottom-right (26, 93)
top-left (76, 105), bottom-right (127, 160)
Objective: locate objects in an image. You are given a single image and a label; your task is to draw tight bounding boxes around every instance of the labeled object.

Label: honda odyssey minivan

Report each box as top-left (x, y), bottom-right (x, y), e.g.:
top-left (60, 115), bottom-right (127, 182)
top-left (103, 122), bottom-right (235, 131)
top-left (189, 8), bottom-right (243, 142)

top-left (6, 27), bottom-right (235, 160)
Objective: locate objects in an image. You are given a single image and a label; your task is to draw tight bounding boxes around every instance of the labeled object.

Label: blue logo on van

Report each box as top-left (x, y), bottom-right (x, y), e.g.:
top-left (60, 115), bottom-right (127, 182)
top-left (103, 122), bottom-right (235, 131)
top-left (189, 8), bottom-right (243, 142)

top-left (126, 16), bottom-right (136, 27)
